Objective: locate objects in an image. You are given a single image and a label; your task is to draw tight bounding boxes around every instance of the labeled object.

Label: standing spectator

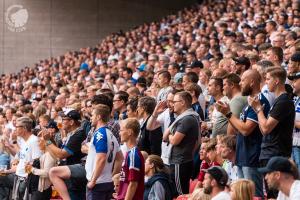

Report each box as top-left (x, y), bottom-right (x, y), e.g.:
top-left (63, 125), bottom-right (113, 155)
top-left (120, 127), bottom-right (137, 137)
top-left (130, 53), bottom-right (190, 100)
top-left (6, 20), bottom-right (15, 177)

top-left (258, 157), bottom-right (300, 200)
top-left (185, 83), bottom-right (205, 121)
top-left (85, 105), bottom-right (123, 200)
top-left (249, 67), bottom-right (295, 161)
top-left (117, 118), bottom-right (145, 200)
top-left (137, 96), bottom-right (162, 156)
top-left (216, 70), bottom-right (270, 198)
top-left (249, 67), bottom-right (295, 198)
top-left (147, 91), bottom-right (177, 165)
top-left (163, 91), bottom-right (200, 195)
top-left (202, 166), bottom-right (230, 200)
top-left (156, 71), bottom-right (173, 102)
top-left (288, 72), bottom-right (300, 169)
top-left (222, 73), bottom-right (247, 135)
top-left (113, 91), bottom-right (129, 121)
top-left (207, 77), bottom-right (229, 137)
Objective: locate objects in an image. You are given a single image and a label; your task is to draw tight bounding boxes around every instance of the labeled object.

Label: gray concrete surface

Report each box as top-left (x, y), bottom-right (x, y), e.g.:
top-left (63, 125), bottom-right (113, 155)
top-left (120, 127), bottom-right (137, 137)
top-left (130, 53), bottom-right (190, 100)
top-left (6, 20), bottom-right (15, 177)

top-left (0, 0), bottom-right (196, 74)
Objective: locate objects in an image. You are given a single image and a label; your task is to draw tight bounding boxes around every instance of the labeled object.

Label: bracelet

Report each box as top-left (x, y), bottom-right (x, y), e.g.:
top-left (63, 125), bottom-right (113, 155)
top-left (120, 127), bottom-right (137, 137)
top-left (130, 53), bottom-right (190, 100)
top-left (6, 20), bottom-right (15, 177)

top-left (225, 112), bottom-right (232, 119)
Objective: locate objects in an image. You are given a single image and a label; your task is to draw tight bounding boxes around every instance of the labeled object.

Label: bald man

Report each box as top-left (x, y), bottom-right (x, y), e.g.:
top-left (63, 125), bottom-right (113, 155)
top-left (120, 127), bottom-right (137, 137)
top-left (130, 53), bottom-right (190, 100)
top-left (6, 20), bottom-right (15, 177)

top-left (215, 70), bottom-right (271, 198)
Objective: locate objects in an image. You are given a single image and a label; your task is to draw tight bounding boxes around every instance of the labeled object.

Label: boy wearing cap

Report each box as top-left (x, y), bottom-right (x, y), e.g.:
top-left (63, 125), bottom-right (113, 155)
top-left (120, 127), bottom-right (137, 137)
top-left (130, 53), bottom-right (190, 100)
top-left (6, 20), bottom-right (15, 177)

top-left (202, 166), bottom-right (231, 200)
top-left (259, 156), bottom-right (300, 200)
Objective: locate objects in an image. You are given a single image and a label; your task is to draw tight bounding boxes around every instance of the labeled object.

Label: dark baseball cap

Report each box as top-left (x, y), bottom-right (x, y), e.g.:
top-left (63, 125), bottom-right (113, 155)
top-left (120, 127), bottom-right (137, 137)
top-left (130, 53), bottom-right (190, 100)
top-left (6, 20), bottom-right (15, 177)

top-left (288, 72), bottom-right (300, 80)
top-left (203, 166), bottom-right (228, 186)
top-left (258, 156), bottom-right (293, 175)
top-left (233, 57), bottom-right (251, 69)
top-left (59, 109), bottom-right (81, 121)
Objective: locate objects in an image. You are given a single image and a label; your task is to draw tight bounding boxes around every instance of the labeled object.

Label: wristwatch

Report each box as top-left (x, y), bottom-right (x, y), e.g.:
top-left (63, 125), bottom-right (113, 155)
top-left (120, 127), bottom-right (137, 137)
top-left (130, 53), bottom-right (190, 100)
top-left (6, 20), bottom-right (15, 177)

top-left (225, 112), bottom-right (233, 119)
top-left (46, 140), bottom-right (52, 146)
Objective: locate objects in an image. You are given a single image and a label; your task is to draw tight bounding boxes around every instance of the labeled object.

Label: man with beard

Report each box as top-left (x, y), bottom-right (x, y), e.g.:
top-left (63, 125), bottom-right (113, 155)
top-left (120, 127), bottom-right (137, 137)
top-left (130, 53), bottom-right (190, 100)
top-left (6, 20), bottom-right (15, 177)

top-left (258, 156), bottom-right (300, 200)
top-left (216, 70), bottom-right (270, 198)
top-left (147, 90), bottom-right (177, 165)
top-left (202, 166), bottom-right (230, 200)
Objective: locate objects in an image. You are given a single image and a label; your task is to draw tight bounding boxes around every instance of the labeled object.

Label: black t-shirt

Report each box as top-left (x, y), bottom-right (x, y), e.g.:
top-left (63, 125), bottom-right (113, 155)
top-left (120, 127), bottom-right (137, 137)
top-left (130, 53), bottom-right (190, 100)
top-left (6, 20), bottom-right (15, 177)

top-left (260, 93), bottom-right (295, 160)
top-left (62, 127), bottom-right (87, 165)
top-left (138, 117), bottom-right (162, 156)
top-left (170, 115), bottom-right (199, 164)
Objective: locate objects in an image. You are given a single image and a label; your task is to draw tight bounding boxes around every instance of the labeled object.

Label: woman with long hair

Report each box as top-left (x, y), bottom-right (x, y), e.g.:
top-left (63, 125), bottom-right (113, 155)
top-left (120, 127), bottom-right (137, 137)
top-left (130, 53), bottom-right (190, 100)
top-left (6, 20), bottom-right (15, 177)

top-left (230, 179), bottom-right (255, 200)
top-left (144, 155), bottom-right (176, 200)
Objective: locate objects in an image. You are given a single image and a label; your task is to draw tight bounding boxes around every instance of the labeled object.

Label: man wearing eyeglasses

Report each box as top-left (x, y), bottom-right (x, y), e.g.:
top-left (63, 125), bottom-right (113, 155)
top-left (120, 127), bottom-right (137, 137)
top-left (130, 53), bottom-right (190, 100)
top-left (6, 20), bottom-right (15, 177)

top-left (0, 116), bottom-right (41, 200)
top-left (85, 104), bottom-right (123, 200)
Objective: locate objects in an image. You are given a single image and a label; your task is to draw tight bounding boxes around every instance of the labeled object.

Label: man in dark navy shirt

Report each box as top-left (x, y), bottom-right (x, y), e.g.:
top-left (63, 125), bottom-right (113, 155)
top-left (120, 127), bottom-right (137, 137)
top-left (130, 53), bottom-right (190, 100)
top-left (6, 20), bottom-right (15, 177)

top-left (216, 69), bottom-right (269, 198)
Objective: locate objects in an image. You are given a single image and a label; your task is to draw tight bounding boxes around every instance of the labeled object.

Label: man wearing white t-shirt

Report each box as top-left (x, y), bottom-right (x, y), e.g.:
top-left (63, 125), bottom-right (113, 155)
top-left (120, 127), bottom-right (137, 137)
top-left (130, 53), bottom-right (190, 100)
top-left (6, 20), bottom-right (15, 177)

top-left (202, 166), bottom-right (231, 200)
top-left (258, 156), bottom-right (300, 200)
top-left (0, 117), bottom-right (41, 200)
top-left (85, 104), bottom-right (123, 200)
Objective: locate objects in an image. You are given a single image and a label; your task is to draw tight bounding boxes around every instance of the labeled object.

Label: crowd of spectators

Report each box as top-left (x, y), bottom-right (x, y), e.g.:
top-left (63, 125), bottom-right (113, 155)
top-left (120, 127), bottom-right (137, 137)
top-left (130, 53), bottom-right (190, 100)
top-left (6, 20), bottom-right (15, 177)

top-left (1, 0), bottom-right (300, 199)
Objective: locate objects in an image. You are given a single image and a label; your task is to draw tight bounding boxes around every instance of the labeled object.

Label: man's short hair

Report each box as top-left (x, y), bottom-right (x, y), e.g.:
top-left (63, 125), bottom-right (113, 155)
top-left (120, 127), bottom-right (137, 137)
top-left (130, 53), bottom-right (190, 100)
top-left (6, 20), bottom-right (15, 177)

top-left (138, 96), bottom-right (156, 115)
top-left (185, 72), bottom-right (199, 83)
top-left (17, 117), bottom-right (33, 132)
top-left (269, 47), bottom-right (284, 63)
top-left (224, 73), bottom-right (241, 86)
top-left (158, 70), bottom-right (171, 82)
top-left (122, 118), bottom-right (140, 138)
top-left (256, 60), bottom-right (275, 70)
top-left (266, 67), bottom-right (287, 84)
top-left (116, 91), bottom-right (129, 104)
top-left (91, 94), bottom-right (113, 112)
top-left (93, 104), bottom-right (111, 123)
top-left (175, 91), bottom-right (192, 108)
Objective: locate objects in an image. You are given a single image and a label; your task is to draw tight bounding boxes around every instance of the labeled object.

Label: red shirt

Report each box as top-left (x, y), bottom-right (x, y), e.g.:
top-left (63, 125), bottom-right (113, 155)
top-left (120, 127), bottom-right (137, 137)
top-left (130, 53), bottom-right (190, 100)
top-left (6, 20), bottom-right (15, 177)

top-left (117, 147), bottom-right (145, 200)
top-left (197, 161), bottom-right (220, 181)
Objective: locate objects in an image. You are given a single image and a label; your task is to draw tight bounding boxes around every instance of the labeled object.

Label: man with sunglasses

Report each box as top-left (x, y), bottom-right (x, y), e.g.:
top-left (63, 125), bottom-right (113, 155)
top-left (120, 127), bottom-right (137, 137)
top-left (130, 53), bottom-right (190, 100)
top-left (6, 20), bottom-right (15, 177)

top-left (85, 104), bottom-right (123, 200)
top-left (46, 109), bottom-right (87, 200)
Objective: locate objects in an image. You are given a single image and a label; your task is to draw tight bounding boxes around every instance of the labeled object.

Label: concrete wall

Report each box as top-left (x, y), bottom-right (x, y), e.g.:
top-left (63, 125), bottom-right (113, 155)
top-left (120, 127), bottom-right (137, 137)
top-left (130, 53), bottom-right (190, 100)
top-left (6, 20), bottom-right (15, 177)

top-left (0, 0), bottom-right (196, 74)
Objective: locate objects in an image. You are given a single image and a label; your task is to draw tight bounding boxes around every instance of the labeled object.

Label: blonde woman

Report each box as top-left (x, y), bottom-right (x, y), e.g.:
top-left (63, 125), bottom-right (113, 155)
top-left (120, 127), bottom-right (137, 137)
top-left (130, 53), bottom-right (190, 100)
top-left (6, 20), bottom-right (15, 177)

top-left (230, 179), bottom-right (255, 200)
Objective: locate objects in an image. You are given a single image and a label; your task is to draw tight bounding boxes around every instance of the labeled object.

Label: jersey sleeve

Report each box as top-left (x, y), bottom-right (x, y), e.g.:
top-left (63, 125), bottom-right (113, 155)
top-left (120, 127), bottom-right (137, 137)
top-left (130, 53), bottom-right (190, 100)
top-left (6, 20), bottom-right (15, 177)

top-left (93, 129), bottom-right (108, 153)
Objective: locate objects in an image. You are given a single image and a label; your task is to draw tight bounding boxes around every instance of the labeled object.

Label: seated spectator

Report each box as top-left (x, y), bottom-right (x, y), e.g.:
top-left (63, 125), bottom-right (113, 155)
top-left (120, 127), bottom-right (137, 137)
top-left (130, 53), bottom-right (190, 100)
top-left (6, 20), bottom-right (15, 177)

top-left (144, 155), bottom-right (177, 200)
top-left (202, 166), bottom-right (230, 200)
top-left (258, 156), bottom-right (300, 200)
top-left (230, 179), bottom-right (255, 200)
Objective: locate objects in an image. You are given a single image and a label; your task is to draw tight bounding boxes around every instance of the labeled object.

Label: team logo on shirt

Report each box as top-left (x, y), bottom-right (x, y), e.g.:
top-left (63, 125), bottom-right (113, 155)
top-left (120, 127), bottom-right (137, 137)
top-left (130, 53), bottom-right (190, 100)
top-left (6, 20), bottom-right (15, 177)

top-left (96, 132), bottom-right (103, 142)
